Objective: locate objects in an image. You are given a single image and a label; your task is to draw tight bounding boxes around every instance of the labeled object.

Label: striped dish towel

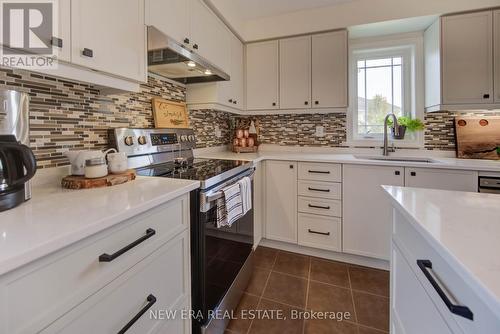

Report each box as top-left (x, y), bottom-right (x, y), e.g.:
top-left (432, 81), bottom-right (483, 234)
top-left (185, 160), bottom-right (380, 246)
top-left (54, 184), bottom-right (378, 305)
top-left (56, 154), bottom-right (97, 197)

top-left (238, 176), bottom-right (252, 214)
top-left (216, 182), bottom-right (244, 228)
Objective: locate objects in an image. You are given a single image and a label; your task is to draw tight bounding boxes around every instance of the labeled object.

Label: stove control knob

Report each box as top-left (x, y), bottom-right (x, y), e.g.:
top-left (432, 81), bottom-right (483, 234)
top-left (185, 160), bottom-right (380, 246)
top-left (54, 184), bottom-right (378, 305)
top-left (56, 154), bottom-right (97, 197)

top-left (138, 135), bottom-right (147, 145)
top-left (180, 135), bottom-right (188, 142)
top-left (124, 136), bottom-right (134, 146)
top-left (188, 135), bottom-right (195, 142)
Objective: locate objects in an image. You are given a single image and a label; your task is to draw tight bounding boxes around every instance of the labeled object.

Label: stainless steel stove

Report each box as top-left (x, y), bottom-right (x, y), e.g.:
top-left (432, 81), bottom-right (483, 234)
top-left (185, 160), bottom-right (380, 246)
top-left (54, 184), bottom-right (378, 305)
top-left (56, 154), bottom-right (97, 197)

top-left (109, 128), bottom-right (255, 334)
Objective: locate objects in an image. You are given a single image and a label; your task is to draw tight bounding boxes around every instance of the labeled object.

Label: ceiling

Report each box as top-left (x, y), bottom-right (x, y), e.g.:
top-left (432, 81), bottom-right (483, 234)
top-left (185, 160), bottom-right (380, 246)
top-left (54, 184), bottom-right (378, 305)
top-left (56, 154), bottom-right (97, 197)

top-left (209, 0), bottom-right (356, 21)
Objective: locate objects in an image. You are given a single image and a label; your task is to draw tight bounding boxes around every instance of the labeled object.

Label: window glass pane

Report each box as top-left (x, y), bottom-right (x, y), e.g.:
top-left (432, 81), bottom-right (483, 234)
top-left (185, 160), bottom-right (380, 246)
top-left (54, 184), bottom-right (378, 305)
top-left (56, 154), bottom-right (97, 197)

top-left (365, 58), bottom-right (392, 67)
top-left (393, 64), bottom-right (403, 117)
top-left (355, 56), bottom-right (404, 136)
top-left (357, 60), bottom-right (365, 68)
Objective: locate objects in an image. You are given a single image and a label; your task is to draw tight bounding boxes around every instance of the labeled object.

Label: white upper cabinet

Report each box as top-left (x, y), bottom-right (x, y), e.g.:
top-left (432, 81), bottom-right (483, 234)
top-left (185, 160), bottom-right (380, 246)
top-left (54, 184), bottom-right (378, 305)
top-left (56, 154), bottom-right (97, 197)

top-left (52, 0), bottom-right (71, 62)
top-left (441, 11), bottom-right (493, 105)
top-left (71, 0), bottom-right (146, 82)
top-left (190, 0), bottom-right (230, 73)
top-left (425, 10), bottom-right (497, 111)
top-left (246, 40), bottom-right (280, 110)
top-left (495, 10), bottom-right (500, 103)
top-left (312, 31), bottom-right (348, 108)
top-left (279, 36), bottom-right (311, 109)
top-left (186, 31), bottom-right (244, 110)
top-left (145, 0), bottom-right (190, 46)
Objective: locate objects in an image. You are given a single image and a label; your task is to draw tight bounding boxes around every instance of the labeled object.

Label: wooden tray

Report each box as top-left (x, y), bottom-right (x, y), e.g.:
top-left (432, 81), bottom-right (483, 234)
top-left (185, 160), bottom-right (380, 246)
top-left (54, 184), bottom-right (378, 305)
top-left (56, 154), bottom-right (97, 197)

top-left (62, 170), bottom-right (136, 189)
top-left (232, 145), bottom-right (258, 153)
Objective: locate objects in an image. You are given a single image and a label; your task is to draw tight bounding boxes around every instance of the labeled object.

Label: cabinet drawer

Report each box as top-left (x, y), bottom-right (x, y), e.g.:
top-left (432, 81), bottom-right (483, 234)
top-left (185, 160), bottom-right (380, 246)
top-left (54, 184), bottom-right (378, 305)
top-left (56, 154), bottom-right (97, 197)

top-left (298, 196), bottom-right (341, 217)
top-left (393, 210), bottom-right (499, 334)
top-left (2, 195), bottom-right (189, 334)
top-left (298, 180), bottom-right (341, 199)
top-left (298, 213), bottom-right (341, 252)
top-left (41, 231), bottom-right (190, 334)
top-left (298, 162), bottom-right (341, 182)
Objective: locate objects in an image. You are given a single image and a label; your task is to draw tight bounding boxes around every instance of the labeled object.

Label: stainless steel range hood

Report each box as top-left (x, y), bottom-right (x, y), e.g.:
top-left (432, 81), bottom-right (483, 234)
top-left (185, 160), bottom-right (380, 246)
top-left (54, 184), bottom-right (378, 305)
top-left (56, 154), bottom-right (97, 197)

top-left (147, 26), bottom-right (229, 84)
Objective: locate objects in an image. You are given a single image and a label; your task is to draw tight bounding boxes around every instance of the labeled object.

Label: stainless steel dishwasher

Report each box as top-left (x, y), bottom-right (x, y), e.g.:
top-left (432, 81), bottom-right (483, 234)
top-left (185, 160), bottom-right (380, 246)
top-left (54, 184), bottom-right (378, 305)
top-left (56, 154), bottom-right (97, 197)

top-left (478, 176), bottom-right (500, 194)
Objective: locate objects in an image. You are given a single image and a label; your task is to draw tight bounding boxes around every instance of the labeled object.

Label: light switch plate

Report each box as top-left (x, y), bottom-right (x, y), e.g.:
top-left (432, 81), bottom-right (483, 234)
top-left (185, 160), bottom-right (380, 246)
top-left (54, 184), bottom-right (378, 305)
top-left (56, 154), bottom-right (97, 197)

top-left (315, 126), bottom-right (325, 137)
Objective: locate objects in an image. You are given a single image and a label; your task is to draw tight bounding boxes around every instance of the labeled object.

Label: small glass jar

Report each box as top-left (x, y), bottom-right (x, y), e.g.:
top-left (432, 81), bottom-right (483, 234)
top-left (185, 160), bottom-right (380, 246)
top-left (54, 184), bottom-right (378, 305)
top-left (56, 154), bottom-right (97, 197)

top-left (85, 157), bottom-right (108, 178)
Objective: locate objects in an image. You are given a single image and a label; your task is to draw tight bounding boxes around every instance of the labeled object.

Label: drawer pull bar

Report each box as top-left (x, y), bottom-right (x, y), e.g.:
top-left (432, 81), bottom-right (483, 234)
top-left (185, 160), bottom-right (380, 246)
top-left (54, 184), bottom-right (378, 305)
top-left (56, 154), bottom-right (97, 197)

top-left (99, 228), bottom-right (156, 262)
top-left (118, 294), bottom-right (157, 334)
top-left (308, 204), bottom-right (330, 210)
top-left (308, 187), bottom-right (330, 193)
top-left (308, 170), bottom-right (330, 174)
top-left (417, 260), bottom-right (473, 321)
top-left (308, 229), bottom-right (330, 236)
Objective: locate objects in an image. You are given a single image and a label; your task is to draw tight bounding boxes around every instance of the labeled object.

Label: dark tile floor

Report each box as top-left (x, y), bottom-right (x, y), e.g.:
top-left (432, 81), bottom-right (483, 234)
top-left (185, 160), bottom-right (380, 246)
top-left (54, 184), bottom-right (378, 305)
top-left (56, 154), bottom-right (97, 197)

top-left (225, 246), bottom-right (390, 334)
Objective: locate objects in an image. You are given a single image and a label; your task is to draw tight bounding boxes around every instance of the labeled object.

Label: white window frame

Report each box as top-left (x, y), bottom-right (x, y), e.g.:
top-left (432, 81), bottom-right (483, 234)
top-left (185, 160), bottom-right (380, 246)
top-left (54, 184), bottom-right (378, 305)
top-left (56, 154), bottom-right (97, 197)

top-left (346, 33), bottom-right (425, 148)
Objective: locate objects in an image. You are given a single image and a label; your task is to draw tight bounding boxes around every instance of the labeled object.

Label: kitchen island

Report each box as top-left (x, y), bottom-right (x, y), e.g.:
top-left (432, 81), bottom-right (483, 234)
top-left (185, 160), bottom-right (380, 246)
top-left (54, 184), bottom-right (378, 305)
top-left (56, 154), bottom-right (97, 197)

top-left (0, 175), bottom-right (199, 334)
top-left (383, 186), bottom-right (500, 334)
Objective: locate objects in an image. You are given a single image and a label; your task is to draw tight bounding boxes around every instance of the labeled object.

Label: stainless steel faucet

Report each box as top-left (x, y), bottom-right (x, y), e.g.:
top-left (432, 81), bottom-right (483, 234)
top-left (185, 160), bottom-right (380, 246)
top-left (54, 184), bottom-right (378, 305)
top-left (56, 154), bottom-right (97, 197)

top-left (383, 113), bottom-right (400, 156)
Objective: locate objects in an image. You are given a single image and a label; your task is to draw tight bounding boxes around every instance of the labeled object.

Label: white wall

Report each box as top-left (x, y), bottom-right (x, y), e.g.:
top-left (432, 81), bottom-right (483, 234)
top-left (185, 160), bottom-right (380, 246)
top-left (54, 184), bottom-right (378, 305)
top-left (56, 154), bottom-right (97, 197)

top-left (213, 0), bottom-right (500, 41)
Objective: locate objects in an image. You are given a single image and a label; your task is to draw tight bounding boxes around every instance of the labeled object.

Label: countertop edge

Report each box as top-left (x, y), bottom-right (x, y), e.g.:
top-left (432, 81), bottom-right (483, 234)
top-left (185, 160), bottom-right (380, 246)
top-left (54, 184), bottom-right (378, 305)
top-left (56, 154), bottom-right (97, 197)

top-left (381, 186), bottom-right (500, 318)
top-left (0, 180), bottom-right (200, 276)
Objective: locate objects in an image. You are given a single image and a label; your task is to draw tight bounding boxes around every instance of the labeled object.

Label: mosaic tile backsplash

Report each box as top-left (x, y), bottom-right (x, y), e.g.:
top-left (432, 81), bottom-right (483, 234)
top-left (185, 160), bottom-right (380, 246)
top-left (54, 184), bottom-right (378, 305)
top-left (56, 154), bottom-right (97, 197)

top-left (0, 67), bottom-right (230, 168)
top-left (0, 66), bottom-right (469, 169)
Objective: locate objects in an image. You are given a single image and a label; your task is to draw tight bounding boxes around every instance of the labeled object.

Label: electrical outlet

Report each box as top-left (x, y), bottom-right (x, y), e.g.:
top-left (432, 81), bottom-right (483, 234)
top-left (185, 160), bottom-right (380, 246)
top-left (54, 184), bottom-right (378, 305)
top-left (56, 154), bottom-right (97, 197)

top-left (315, 125), bottom-right (324, 137)
top-left (215, 125), bottom-right (222, 138)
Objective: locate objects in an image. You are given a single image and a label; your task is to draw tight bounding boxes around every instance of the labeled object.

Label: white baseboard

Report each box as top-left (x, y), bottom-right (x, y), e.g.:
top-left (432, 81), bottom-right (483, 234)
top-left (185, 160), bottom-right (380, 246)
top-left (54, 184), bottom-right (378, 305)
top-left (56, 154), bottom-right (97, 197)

top-left (259, 238), bottom-right (390, 271)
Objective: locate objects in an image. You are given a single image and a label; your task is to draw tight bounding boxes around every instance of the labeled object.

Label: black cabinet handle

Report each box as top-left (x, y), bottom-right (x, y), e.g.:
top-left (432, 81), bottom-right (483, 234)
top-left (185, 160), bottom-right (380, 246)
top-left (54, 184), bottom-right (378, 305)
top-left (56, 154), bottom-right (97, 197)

top-left (483, 94), bottom-right (490, 99)
top-left (315, 101), bottom-right (319, 105)
top-left (99, 228), bottom-right (156, 262)
top-left (228, 99), bottom-right (233, 103)
top-left (118, 294), bottom-right (157, 334)
top-left (308, 204), bottom-right (330, 210)
top-left (51, 37), bottom-right (63, 48)
top-left (289, 164), bottom-right (294, 169)
top-left (184, 37), bottom-right (190, 44)
top-left (308, 170), bottom-right (330, 174)
top-left (308, 229), bottom-right (330, 236)
top-left (304, 101), bottom-right (309, 105)
top-left (82, 48), bottom-right (93, 58)
top-left (272, 102), bottom-right (276, 106)
top-left (233, 100), bottom-right (237, 104)
top-left (395, 171), bottom-right (400, 175)
top-left (417, 260), bottom-right (473, 320)
top-left (308, 187), bottom-right (330, 193)
top-left (410, 171), bottom-right (416, 176)
top-left (193, 44), bottom-right (199, 50)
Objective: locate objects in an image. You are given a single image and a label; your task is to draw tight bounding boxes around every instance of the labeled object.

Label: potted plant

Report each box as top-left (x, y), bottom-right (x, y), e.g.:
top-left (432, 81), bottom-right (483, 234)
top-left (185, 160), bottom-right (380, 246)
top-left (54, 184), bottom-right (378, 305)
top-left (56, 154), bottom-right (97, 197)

top-left (388, 116), bottom-right (425, 139)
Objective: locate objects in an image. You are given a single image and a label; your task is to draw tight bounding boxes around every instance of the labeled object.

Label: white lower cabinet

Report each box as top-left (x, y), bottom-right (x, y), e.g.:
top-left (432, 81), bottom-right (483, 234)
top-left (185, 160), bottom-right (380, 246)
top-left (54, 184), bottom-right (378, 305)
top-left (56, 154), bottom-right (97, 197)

top-left (298, 214), bottom-right (341, 252)
top-left (343, 164), bottom-right (404, 260)
top-left (391, 242), bottom-right (454, 334)
top-left (253, 161), bottom-right (264, 248)
top-left (405, 168), bottom-right (478, 191)
top-left (264, 160), bottom-right (297, 243)
top-left (41, 231), bottom-right (190, 334)
top-left (0, 194), bottom-right (190, 334)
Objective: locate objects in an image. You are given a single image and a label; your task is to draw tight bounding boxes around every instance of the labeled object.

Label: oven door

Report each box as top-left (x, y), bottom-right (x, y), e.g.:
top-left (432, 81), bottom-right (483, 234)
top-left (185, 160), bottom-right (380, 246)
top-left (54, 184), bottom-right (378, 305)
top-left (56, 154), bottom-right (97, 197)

top-left (191, 170), bottom-right (254, 332)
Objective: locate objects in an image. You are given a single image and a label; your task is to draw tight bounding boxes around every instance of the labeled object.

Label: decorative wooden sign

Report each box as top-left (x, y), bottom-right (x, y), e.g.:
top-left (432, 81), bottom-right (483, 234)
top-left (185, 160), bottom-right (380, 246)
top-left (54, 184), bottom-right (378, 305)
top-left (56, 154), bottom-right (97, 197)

top-left (152, 98), bottom-right (189, 128)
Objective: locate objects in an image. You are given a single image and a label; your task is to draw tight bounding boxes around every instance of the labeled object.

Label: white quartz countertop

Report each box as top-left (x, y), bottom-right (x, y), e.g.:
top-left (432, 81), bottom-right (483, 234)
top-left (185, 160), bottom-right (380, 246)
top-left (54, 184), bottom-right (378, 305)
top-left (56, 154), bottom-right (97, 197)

top-left (196, 149), bottom-right (500, 172)
top-left (0, 177), bottom-right (199, 276)
top-left (383, 186), bottom-right (500, 314)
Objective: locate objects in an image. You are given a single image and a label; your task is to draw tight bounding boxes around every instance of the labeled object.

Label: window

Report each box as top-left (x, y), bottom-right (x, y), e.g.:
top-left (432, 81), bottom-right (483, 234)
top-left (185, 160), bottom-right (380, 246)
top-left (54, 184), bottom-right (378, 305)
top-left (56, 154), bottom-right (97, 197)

top-left (347, 35), bottom-right (423, 146)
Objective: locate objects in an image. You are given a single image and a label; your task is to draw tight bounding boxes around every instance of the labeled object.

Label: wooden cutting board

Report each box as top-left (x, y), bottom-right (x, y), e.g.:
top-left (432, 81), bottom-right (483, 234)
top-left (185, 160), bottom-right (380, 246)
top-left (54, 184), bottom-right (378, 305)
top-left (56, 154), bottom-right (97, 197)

top-left (455, 116), bottom-right (500, 160)
top-left (61, 170), bottom-right (136, 189)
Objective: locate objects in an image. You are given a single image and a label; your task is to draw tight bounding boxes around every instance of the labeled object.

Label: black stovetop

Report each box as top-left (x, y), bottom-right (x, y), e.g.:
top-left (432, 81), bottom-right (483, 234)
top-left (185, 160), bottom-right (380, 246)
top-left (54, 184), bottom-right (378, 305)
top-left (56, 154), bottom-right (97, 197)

top-left (135, 158), bottom-right (251, 188)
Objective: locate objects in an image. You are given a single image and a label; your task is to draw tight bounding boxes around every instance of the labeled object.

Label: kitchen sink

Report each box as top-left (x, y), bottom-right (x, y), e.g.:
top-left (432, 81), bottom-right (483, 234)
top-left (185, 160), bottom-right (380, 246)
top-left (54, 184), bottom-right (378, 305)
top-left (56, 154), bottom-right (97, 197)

top-left (354, 155), bottom-right (438, 163)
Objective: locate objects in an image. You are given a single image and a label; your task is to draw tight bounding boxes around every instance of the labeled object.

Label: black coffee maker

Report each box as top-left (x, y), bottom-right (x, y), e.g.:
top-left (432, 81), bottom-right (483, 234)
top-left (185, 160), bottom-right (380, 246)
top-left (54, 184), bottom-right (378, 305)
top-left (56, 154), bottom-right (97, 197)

top-left (0, 135), bottom-right (37, 212)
